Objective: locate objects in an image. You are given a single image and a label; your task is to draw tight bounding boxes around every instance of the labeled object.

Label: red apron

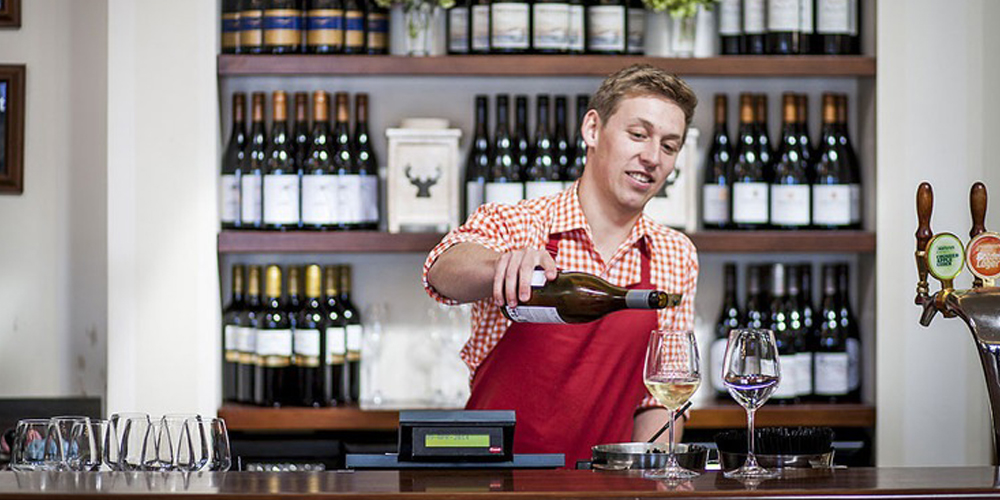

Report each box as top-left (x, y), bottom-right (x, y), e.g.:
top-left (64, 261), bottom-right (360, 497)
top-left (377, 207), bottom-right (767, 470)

top-left (465, 233), bottom-right (658, 466)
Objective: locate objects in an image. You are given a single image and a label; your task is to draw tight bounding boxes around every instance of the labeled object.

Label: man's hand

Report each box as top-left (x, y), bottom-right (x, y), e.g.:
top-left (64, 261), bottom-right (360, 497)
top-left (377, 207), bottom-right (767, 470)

top-left (492, 249), bottom-right (559, 307)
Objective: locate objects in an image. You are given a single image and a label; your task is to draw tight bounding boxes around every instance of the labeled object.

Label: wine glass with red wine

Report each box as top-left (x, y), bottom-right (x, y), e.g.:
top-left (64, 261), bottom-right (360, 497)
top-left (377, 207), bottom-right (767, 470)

top-left (722, 328), bottom-right (781, 479)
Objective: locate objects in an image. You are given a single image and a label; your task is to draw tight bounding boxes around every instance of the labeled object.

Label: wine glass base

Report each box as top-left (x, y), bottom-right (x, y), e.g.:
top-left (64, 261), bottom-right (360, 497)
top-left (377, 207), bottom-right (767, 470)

top-left (644, 466), bottom-right (701, 480)
top-left (723, 463), bottom-right (780, 480)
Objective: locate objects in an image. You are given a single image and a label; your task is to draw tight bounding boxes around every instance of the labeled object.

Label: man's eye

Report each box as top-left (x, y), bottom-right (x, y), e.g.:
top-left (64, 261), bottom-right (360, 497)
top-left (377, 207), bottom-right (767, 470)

top-left (662, 143), bottom-right (679, 154)
top-left (630, 131), bottom-right (646, 140)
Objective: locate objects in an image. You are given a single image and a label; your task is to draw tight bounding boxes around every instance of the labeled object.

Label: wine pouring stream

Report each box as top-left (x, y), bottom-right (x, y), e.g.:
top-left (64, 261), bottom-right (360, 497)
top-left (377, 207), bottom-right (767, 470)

top-left (915, 181), bottom-right (1000, 464)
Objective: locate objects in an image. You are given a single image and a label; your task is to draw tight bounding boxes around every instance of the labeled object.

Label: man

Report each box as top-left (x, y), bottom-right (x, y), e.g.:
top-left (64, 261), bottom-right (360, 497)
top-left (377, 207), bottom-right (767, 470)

top-left (422, 64), bottom-right (699, 465)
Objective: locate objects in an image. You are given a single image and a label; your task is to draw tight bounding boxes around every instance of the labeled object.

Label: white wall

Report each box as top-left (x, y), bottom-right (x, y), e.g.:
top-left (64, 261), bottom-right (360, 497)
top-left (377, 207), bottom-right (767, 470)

top-left (0, 0), bottom-right (107, 399)
top-left (876, 0), bottom-right (1000, 466)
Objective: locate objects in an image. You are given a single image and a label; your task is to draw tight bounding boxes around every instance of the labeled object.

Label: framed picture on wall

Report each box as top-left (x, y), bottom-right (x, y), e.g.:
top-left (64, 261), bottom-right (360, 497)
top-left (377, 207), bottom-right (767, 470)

top-left (0, 0), bottom-right (21, 28)
top-left (0, 65), bottom-right (25, 194)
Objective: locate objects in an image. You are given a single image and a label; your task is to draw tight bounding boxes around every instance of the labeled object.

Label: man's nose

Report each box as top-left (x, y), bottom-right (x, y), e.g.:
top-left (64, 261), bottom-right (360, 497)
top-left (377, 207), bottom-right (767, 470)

top-left (638, 141), bottom-right (659, 168)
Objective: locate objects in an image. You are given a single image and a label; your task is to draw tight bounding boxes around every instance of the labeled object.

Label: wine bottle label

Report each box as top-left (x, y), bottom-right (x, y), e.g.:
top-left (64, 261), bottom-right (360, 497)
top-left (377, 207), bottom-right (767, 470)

top-left (812, 184), bottom-right (851, 226)
top-left (240, 10), bottom-right (264, 47)
top-left (263, 174), bottom-right (300, 225)
top-left (360, 175), bottom-right (379, 224)
top-left (817, 0), bottom-right (854, 35)
top-left (491, 3), bottom-right (530, 49)
top-left (710, 337), bottom-right (728, 393)
top-left (772, 353), bottom-right (798, 399)
top-left (347, 324), bottom-right (363, 353)
top-left (532, 3), bottom-right (571, 50)
top-left (743, 0), bottom-right (765, 34)
top-left (718, 0), bottom-right (741, 35)
top-left (627, 7), bottom-right (645, 54)
top-left (485, 182), bottom-right (524, 205)
top-left (263, 9), bottom-right (303, 47)
top-left (795, 351), bottom-right (813, 396)
top-left (306, 9), bottom-right (345, 46)
top-left (732, 182), bottom-right (769, 224)
top-left (256, 329), bottom-right (292, 357)
top-left (767, 0), bottom-right (799, 32)
top-left (236, 326), bottom-right (257, 354)
top-left (338, 174), bottom-right (363, 224)
top-left (525, 181), bottom-right (564, 200)
top-left (367, 11), bottom-right (389, 50)
top-left (224, 325), bottom-right (240, 361)
top-left (504, 305), bottom-right (567, 324)
top-left (702, 184), bottom-right (730, 224)
top-left (849, 183), bottom-right (861, 224)
top-left (770, 184), bottom-right (811, 226)
top-left (301, 174), bottom-right (338, 225)
top-left (449, 8), bottom-right (470, 52)
top-left (587, 5), bottom-right (626, 52)
top-left (814, 352), bottom-right (849, 395)
top-left (568, 5), bottom-right (585, 51)
top-left (344, 10), bottom-right (365, 48)
top-left (326, 326), bottom-right (347, 363)
top-left (240, 175), bottom-right (263, 224)
top-left (847, 337), bottom-right (860, 391)
top-left (471, 5), bottom-right (490, 50)
top-left (222, 12), bottom-right (241, 50)
top-left (799, 0), bottom-right (814, 33)
top-left (294, 329), bottom-right (321, 357)
top-left (466, 182), bottom-right (485, 218)
top-left (220, 174), bottom-right (240, 223)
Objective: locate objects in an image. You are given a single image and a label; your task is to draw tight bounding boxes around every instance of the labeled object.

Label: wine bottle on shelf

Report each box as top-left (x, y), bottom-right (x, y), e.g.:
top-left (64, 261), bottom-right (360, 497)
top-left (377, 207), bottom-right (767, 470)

top-left (287, 265), bottom-right (304, 313)
top-left (305, 0), bottom-right (345, 53)
top-left (237, 265), bottom-right (262, 404)
top-left (365, 0), bottom-right (390, 54)
top-left (836, 94), bottom-right (862, 229)
top-left (513, 96), bottom-right (531, 181)
top-left (769, 263), bottom-right (799, 404)
top-left (263, 91), bottom-right (301, 231)
top-left (485, 95), bottom-right (524, 204)
top-left (241, 92), bottom-right (267, 229)
top-left (239, 0), bottom-right (265, 54)
top-left (285, 265), bottom-right (304, 403)
top-left (742, 264), bottom-right (767, 329)
top-left (302, 91), bottom-right (336, 231)
top-left (770, 93), bottom-right (811, 230)
top-left (221, 93), bottom-right (247, 230)
top-left (766, 0), bottom-right (800, 54)
top-left (255, 265), bottom-right (293, 407)
top-left (626, 0), bottom-right (645, 55)
top-left (340, 265), bottom-right (363, 403)
top-left (814, 263), bottom-right (849, 401)
top-left (742, 0), bottom-right (766, 55)
top-left (754, 94), bottom-right (773, 180)
top-left (465, 96), bottom-right (490, 220)
top-left (501, 270), bottom-right (681, 324)
top-left (718, 0), bottom-right (742, 55)
top-left (332, 92), bottom-right (356, 230)
top-left (323, 265), bottom-right (347, 405)
top-left (711, 263), bottom-right (741, 401)
top-left (447, 0), bottom-right (471, 54)
top-left (525, 95), bottom-right (562, 199)
top-left (795, 93), bottom-right (813, 167)
top-left (567, 0), bottom-right (586, 54)
top-left (786, 264), bottom-right (812, 399)
top-left (222, 0), bottom-right (242, 54)
top-left (799, 0), bottom-right (814, 53)
top-left (553, 96), bottom-right (571, 187)
top-left (293, 92), bottom-right (311, 180)
top-left (730, 94), bottom-right (769, 229)
top-left (812, 93), bottom-right (851, 229)
top-left (470, 0), bottom-right (491, 53)
top-left (563, 94), bottom-right (588, 188)
top-left (587, 0), bottom-right (628, 55)
top-left (490, 0), bottom-right (531, 53)
top-left (223, 264), bottom-right (246, 403)
top-left (817, 0), bottom-right (857, 55)
top-left (532, 0), bottom-right (571, 53)
top-left (295, 264), bottom-right (327, 408)
top-left (837, 262), bottom-right (861, 402)
top-left (354, 93), bottom-right (379, 230)
top-left (798, 262), bottom-right (817, 399)
top-left (702, 94), bottom-right (732, 230)
top-left (263, 0), bottom-right (303, 54)
top-left (343, 0), bottom-right (367, 53)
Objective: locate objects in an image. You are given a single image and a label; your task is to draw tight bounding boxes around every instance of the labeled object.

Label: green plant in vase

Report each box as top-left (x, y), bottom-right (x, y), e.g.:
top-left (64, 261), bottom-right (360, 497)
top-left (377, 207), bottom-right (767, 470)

top-left (641, 0), bottom-right (715, 57)
top-left (375, 0), bottom-right (456, 56)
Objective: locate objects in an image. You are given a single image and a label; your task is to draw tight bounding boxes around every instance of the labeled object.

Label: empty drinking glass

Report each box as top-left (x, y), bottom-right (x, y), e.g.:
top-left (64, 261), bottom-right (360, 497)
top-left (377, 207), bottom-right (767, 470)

top-left (67, 419), bottom-right (108, 471)
top-left (10, 419), bottom-right (54, 471)
top-left (106, 413), bottom-right (150, 471)
top-left (208, 418), bottom-right (232, 472)
top-left (162, 415), bottom-right (210, 472)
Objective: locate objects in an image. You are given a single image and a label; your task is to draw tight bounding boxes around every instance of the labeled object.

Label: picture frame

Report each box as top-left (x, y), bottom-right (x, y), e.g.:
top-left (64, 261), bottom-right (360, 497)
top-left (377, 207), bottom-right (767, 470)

top-left (0, 0), bottom-right (21, 29)
top-left (0, 65), bottom-right (25, 194)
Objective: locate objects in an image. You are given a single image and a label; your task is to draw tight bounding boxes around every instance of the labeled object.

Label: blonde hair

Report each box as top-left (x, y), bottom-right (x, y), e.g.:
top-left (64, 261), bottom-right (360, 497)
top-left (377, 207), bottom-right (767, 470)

top-left (589, 64), bottom-right (698, 130)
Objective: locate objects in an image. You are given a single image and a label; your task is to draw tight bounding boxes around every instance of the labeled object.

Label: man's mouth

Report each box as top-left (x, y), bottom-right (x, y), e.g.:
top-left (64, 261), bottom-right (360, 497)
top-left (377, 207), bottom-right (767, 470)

top-left (626, 171), bottom-right (654, 185)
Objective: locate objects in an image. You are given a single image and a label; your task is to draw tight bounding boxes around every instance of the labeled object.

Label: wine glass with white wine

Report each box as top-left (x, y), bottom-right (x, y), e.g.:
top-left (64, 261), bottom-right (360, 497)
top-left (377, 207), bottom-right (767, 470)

top-left (722, 328), bottom-right (781, 479)
top-left (642, 329), bottom-right (701, 480)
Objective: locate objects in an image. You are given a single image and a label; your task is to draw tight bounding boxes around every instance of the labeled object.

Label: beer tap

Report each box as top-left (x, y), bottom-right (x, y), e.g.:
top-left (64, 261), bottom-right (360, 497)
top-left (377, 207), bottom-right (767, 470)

top-left (970, 182), bottom-right (989, 288)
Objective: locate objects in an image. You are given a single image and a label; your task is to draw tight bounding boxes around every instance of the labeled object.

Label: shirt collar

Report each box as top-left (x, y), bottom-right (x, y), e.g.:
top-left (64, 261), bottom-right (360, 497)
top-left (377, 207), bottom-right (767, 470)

top-left (548, 181), bottom-right (654, 254)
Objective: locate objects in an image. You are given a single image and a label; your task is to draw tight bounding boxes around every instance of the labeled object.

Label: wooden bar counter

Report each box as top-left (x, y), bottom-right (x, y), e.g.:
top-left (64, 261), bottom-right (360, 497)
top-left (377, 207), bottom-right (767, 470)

top-left (2, 467), bottom-right (1000, 499)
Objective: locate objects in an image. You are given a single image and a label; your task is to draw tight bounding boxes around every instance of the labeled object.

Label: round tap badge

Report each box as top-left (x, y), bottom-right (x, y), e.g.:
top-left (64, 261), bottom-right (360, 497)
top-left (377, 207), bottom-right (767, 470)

top-left (967, 232), bottom-right (1000, 281)
top-left (926, 232), bottom-right (966, 281)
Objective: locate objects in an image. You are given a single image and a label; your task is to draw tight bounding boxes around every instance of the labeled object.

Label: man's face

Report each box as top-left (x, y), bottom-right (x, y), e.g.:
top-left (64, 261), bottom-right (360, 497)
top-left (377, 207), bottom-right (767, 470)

top-left (583, 94), bottom-right (686, 215)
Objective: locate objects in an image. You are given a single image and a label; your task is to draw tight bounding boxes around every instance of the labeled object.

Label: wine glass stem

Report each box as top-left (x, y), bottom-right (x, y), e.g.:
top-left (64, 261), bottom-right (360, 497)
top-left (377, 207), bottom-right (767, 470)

top-left (668, 409), bottom-right (676, 456)
top-left (746, 407), bottom-right (757, 464)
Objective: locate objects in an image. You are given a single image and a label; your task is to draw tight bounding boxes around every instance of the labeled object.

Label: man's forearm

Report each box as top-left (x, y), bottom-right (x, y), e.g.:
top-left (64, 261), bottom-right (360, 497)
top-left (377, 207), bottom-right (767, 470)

top-left (427, 243), bottom-right (501, 303)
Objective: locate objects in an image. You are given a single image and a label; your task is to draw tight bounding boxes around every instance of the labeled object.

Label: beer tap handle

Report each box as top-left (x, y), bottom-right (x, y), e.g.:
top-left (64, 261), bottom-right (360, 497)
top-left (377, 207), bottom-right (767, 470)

top-left (916, 182), bottom-right (934, 302)
top-left (971, 182), bottom-right (988, 288)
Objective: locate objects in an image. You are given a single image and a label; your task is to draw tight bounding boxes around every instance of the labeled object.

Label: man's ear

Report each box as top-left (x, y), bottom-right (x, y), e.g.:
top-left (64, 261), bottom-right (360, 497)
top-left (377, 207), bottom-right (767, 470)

top-left (582, 109), bottom-right (601, 149)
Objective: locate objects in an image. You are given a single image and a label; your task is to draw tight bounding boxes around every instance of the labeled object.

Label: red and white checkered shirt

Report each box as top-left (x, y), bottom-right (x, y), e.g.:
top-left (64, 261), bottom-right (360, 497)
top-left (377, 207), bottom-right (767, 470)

top-left (422, 182), bottom-right (699, 410)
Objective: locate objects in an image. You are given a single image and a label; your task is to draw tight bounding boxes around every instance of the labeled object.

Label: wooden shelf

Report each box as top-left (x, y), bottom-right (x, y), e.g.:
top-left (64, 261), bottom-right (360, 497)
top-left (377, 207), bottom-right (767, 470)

top-left (218, 230), bottom-right (875, 254)
top-left (219, 403), bottom-right (875, 432)
top-left (218, 54), bottom-right (876, 77)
